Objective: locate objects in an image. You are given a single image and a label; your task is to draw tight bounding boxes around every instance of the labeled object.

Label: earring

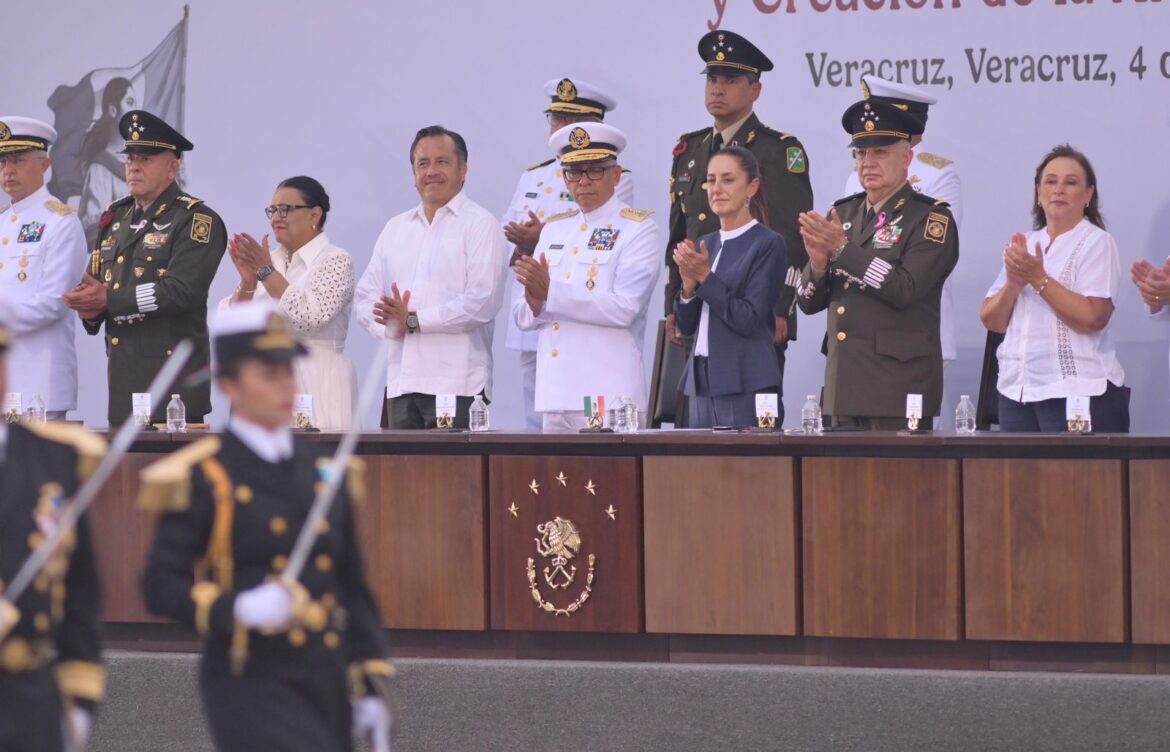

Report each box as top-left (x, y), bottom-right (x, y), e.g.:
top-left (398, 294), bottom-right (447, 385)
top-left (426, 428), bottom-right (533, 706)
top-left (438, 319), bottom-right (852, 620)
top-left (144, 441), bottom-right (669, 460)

top-left (312, 223), bottom-right (318, 230)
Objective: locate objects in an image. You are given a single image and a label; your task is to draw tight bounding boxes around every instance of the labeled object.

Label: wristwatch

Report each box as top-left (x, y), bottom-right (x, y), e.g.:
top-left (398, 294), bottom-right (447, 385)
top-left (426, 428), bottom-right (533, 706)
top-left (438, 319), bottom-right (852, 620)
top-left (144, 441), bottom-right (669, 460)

top-left (256, 265), bottom-right (275, 281)
top-left (406, 311), bottom-right (419, 334)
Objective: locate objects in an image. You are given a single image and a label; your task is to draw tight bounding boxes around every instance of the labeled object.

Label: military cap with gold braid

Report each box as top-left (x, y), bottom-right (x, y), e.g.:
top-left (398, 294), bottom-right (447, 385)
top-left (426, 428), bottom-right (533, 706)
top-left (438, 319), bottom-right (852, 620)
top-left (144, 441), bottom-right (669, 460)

top-left (211, 301), bottom-right (307, 370)
top-left (549, 122), bottom-right (626, 166)
top-left (841, 97), bottom-right (921, 149)
top-left (697, 30), bottom-right (774, 76)
top-left (543, 77), bottom-right (617, 117)
top-left (860, 75), bottom-right (937, 136)
top-left (119, 110), bottom-right (194, 156)
top-left (0, 116), bottom-right (56, 155)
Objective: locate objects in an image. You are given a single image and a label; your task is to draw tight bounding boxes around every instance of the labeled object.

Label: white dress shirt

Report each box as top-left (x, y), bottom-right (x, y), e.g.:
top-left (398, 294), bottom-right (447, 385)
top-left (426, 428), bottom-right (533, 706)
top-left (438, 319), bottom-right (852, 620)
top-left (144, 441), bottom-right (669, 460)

top-left (221, 233), bottom-right (356, 430)
top-left (228, 414), bottom-right (293, 464)
top-left (354, 191), bottom-right (508, 399)
top-left (679, 219), bottom-right (758, 357)
top-left (987, 218), bottom-right (1124, 402)
top-left (0, 185), bottom-right (87, 412)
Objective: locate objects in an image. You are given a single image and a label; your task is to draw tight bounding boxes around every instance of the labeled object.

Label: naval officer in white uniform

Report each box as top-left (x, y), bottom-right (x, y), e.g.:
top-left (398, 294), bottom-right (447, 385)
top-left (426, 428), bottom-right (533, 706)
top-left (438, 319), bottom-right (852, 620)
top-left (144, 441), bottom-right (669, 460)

top-left (513, 122), bottom-right (660, 432)
top-left (502, 77), bottom-right (634, 429)
top-left (843, 76), bottom-right (963, 374)
top-left (0, 116), bottom-right (86, 420)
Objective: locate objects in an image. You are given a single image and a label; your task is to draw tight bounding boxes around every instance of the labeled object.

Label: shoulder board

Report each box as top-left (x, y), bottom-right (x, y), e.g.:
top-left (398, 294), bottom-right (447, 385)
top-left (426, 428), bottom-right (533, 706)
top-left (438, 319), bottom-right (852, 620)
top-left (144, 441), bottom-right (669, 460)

top-left (25, 423), bottom-right (107, 481)
top-left (105, 195), bottom-right (134, 212)
top-left (760, 126), bottom-right (796, 142)
top-left (526, 158), bottom-right (555, 172)
top-left (136, 436), bottom-right (222, 512)
top-left (916, 152), bottom-right (953, 170)
top-left (909, 192), bottom-right (950, 209)
top-left (44, 200), bottom-right (77, 217)
top-left (678, 127), bottom-right (709, 142)
top-left (545, 208), bottom-right (580, 223)
top-left (174, 195), bottom-right (204, 211)
top-left (833, 191), bottom-right (866, 208)
top-left (620, 208), bottom-right (654, 222)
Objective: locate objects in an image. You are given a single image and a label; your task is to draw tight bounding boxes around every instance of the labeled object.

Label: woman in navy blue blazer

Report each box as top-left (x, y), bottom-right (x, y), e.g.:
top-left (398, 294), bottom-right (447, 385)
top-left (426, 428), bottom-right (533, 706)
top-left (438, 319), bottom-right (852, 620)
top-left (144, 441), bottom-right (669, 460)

top-left (673, 146), bottom-right (787, 428)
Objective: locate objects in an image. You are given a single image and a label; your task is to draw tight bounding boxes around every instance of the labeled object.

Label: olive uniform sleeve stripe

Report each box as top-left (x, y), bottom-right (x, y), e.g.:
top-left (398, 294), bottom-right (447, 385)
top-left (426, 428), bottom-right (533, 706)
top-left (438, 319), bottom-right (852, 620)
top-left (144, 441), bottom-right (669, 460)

top-left (136, 282), bottom-right (159, 312)
top-left (863, 257), bottom-right (893, 289)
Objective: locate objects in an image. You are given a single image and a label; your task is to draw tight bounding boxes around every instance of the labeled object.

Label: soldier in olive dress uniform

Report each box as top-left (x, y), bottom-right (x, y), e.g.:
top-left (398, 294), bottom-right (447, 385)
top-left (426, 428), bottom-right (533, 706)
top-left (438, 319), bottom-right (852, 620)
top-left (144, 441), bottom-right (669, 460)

top-left (665, 30), bottom-right (813, 414)
top-left (63, 110), bottom-right (226, 426)
top-left (797, 98), bottom-right (959, 429)
top-left (0, 323), bottom-right (106, 752)
top-left (139, 303), bottom-right (392, 752)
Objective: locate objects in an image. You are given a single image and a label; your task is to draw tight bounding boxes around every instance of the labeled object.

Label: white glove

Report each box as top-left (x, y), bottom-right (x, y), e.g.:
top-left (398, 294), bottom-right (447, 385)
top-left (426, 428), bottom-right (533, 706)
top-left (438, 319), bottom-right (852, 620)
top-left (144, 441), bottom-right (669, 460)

top-left (352, 696), bottom-right (392, 752)
top-left (62, 706), bottom-right (92, 752)
top-left (233, 581), bottom-right (295, 631)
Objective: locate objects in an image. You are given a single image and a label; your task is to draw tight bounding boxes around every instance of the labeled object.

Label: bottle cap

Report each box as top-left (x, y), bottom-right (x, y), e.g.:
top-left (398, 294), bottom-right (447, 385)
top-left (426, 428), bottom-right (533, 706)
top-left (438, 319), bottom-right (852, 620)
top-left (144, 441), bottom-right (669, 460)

top-left (172, 394), bottom-right (180, 399)
top-left (960, 394), bottom-right (970, 400)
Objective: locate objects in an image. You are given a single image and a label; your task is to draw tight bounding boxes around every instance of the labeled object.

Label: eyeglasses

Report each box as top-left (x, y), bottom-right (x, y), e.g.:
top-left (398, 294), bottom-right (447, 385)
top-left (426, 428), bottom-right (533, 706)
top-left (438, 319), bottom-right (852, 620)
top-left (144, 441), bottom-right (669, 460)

top-left (563, 165), bottom-right (614, 183)
top-left (851, 147), bottom-right (896, 161)
top-left (0, 154), bottom-right (37, 168)
top-left (264, 204), bottom-right (313, 219)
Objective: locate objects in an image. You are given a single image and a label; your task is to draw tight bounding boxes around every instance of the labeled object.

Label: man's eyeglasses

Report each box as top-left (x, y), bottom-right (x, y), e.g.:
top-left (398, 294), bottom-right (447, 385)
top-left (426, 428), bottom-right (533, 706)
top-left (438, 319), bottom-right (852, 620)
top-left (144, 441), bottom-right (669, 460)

top-left (851, 147), bottom-right (896, 162)
top-left (264, 204), bottom-right (313, 219)
top-left (563, 165), bottom-right (614, 183)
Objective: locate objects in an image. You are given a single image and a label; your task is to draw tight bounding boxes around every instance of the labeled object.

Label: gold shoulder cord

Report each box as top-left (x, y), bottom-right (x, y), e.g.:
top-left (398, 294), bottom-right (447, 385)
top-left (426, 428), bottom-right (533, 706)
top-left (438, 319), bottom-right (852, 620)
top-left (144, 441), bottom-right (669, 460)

top-left (195, 457), bottom-right (250, 676)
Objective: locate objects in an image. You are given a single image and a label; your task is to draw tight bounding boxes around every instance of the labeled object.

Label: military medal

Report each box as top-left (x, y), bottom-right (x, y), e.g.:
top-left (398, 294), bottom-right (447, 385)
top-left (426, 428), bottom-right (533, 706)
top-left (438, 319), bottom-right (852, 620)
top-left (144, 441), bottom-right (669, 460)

top-left (587, 226), bottom-right (620, 252)
top-left (17, 270), bottom-right (27, 282)
top-left (104, 269), bottom-right (113, 283)
top-left (586, 265), bottom-right (599, 290)
top-left (134, 267), bottom-right (145, 279)
top-left (19, 254), bottom-right (29, 268)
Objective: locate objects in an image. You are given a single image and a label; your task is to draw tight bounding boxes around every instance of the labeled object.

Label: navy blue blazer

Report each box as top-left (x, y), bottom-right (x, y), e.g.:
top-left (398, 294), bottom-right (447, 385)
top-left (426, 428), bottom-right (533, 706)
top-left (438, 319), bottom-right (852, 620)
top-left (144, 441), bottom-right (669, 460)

top-left (673, 223), bottom-right (786, 397)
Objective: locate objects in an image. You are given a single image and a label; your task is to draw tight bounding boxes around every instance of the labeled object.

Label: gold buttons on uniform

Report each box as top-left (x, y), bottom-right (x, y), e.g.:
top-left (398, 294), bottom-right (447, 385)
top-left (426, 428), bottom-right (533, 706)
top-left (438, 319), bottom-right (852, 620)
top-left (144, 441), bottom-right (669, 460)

top-left (837, 332), bottom-right (847, 342)
top-left (28, 532), bottom-right (43, 549)
top-left (288, 628), bottom-right (307, 647)
top-left (579, 223), bottom-right (588, 232)
top-left (315, 554), bottom-right (333, 572)
top-left (9, 215), bottom-right (17, 222)
top-left (552, 322), bottom-right (560, 331)
top-left (270, 517), bottom-right (288, 535)
top-left (272, 555), bottom-right (288, 572)
top-left (235, 485), bottom-right (253, 503)
top-left (113, 282), bottom-right (120, 290)
top-left (843, 282), bottom-right (851, 290)
top-left (302, 602), bottom-right (328, 631)
top-left (545, 186), bottom-right (553, 194)
top-left (836, 306), bottom-right (846, 315)
top-left (34, 614), bottom-right (50, 633)
top-left (324, 632), bottom-right (340, 649)
top-left (698, 213), bottom-right (707, 221)
top-left (572, 248), bottom-right (579, 255)
top-left (551, 348), bottom-right (559, 357)
top-left (116, 256), bottom-right (124, 264)
top-left (34, 575), bottom-right (49, 593)
top-left (1, 238), bottom-right (8, 246)
top-left (564, 272), bottom-right (572, 280)
top-left (316, 519), bottom-right (331, 534)
top-left (166, 349), bottom-right (172, 356)
top-left (146, 256), bottom-right (153, 262)
top-left (110, 337), bottom-right (119, 345)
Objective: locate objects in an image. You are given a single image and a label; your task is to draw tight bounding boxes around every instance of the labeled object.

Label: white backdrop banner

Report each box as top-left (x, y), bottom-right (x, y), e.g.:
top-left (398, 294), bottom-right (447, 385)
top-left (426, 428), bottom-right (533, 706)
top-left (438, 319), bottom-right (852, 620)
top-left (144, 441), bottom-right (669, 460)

top-left (11, 0), bottom-right (1170, 429)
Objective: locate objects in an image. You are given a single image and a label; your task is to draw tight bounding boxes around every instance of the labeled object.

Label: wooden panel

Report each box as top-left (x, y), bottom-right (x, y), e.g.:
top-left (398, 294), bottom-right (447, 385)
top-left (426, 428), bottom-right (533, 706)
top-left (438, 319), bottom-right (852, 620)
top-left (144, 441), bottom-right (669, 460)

top-left (357, 455), bottom-right (487, 630)
top-left (91, 454), bottom-right (162, 623)
top-left (1130, 460), bottom-right (1170, 644)
top-left (489, 456), bottom-right (642, 632)
top-left (802, 457), bottom-right (962, 640)
top-left (964, 458), bottom-right (1127, 643)
top-left (643, 456), bottom-right (797, 635)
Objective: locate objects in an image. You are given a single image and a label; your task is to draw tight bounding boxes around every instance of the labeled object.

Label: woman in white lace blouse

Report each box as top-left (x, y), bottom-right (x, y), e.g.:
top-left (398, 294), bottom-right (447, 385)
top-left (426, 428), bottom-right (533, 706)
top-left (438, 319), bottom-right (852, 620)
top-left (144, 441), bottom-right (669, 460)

top-left (223, 176), bottom-right (357, 430)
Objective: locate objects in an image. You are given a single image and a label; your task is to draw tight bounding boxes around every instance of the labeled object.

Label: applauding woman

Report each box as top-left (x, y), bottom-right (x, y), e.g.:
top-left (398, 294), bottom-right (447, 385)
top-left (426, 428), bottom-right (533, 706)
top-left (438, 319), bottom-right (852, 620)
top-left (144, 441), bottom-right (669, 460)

top-left (672, 146), bottom-right (786, 428)
top-left (980, 145), bottom-right (1128, 432)
top-left (224, 176), bottom-right (356, 430)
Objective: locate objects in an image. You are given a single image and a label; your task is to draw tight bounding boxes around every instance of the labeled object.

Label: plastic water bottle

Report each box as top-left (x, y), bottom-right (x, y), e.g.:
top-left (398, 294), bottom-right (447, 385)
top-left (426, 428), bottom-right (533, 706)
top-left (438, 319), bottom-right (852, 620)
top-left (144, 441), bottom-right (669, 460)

top-left (801, 395), bottom-right (823, 435)
top-left (166, 394), bottom-right (187, 433)
top-left (469, 395), bottom-right (490, 432)
top-left (25, 394), bottom-right (47, 425)
top-left (955, 395), bottom-right (977, 435)
top-left (621, 395), bottom-right (639, 433)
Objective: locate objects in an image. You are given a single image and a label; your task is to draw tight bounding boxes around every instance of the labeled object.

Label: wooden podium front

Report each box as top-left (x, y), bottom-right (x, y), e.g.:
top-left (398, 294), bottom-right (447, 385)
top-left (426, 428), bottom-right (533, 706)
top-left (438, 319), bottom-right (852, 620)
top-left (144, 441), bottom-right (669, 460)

top-left (487, 455), bottom-right (643, 632)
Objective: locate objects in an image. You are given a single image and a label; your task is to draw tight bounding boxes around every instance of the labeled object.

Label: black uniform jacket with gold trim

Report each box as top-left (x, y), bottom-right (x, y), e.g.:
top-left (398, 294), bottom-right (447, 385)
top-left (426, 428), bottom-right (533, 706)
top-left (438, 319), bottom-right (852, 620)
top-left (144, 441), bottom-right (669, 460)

top-left (665, 111), bottom-right (813, 335)
top-left (141, 431), bottom-right (389, 684)
top-left (0, 423), bottom-right (105, 708)
top-left (797, 182), bottom-right (959, 418)
top-left (83, 180), bottom-right (227, 425)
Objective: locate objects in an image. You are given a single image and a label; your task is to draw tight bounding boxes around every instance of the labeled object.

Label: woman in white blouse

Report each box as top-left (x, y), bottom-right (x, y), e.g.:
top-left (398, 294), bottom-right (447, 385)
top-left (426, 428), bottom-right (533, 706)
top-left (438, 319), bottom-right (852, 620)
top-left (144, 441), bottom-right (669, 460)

top-left (223, 176), bottom-right (357, 430)
top-left (980, 145), bottom-right (1128, 432)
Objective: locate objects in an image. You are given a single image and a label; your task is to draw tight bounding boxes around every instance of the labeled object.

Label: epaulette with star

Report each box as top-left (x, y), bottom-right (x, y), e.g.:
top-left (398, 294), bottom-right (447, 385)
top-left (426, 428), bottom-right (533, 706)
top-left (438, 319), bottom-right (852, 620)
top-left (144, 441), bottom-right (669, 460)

top-left (759, 125), bottom-right (796, 142)
top-left (673, 127), bottom-right (711, 159)
top-left (916, 152), bottom-right (954, 170)
top-left (136, 436), bottom-right (222, 512)
top-left (910, 192), bottom-right (950, 209)
top-left (174, 194), bottom-right (204, 211)
top-left (44, 200), bottom-right (76, 216)
top-left (833, 191), bottom-right (866, 207)
top-left (105, 195), bottom-right (134, 212)
top-left (620, 208), bottom-right (654, 222)
top-left (526, 158), bottom-right (555, 172)
top-left (545, 208), bottom-right (580, 223)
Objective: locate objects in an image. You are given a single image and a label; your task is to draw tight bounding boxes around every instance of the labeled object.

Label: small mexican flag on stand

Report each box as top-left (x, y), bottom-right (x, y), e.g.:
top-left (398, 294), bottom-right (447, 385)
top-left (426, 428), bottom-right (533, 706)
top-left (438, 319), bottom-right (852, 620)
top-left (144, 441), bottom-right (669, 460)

top-left (583, 395), bottom-right (606, 420)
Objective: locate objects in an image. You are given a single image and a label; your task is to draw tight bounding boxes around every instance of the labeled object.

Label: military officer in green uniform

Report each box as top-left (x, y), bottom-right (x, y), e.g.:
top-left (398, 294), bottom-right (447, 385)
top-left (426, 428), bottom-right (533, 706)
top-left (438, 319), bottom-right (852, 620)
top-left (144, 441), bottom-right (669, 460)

top-left (139, 303), bottom-right (393, 752)
top-left (796, 98), bottom-right (959, 430)
top-left (0, 323), bottom-right (107, 752)
top-left (664, 29), bottom-right (813, 415)
top-left (63, 110), bottom-right (226, 425)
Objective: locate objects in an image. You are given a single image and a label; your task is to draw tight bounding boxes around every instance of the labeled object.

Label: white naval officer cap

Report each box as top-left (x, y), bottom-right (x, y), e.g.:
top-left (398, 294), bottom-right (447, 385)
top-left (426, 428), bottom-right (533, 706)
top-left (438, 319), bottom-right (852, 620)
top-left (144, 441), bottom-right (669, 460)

top-left (549, 122), bottom-right (627, 164)
top-left (0, 116), bottom-right (57, 155)
top-left (210, 300), bottom-right (306, 368)
top-left (543, 77), bottom-right (617, 117)
top-left (860, 76), bottom-right (937, 135)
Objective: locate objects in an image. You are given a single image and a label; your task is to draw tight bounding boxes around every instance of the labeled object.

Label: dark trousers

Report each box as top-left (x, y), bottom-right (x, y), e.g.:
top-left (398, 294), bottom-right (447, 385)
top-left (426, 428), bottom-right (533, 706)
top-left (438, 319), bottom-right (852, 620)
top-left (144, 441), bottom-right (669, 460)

top-left (829, 415), bottom-right (923, 431)
top-left (998, 382), bottom-right (1130, 433)
top-left (688, 356), bottom-right (782, 429)
top-left (385, 393), bottom-right (478, 429)
top-left (0, 669), bottom-right (64, 752)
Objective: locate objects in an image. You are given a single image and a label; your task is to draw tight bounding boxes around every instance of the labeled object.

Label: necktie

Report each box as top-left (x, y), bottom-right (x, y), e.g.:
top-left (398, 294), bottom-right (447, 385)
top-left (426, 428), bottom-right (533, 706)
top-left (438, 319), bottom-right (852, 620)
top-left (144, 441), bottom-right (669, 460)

top-left (712, 132), bottom-right (724, 154)
top-left (864, 206), bottom-right (876, 227)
